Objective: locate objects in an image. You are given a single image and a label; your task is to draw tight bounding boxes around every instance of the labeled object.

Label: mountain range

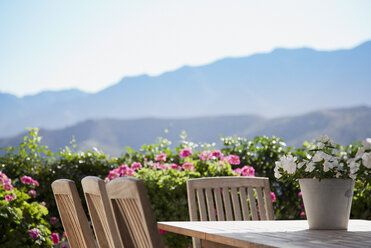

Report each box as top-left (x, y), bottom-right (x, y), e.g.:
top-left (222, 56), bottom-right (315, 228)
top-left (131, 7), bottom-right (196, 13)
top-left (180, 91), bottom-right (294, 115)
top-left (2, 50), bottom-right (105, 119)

top-left (0, 41), bottom-right (370, 138)
top-left (1, 106), bottom-right (370, 156)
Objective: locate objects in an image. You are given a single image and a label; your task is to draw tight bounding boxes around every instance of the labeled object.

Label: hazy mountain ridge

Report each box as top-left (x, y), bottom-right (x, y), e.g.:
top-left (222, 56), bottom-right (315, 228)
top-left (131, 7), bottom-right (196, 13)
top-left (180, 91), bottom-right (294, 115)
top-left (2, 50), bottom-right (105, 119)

top-left (1, 106), bottom-right (370, 156)
top-left (1, 41), bottom-right (370, 138)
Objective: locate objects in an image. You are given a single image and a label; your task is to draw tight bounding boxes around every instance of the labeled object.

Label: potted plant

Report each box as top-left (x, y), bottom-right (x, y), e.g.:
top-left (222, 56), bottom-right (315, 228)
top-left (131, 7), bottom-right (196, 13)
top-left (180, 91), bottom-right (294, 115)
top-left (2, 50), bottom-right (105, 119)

top-left (274, 136), bottom-right (371, 229)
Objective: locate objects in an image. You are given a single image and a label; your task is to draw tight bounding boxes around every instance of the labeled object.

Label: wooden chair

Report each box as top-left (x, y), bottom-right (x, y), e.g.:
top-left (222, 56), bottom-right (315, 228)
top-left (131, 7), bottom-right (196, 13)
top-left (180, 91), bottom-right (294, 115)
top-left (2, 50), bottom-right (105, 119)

top-left (51, 179), bottom-right (97, 248)
top-left (105, 177), bottom-right (164, 248)
top-left (81, 176), bottom-right (124, 248)
top-left (187, 176), bottom-right (275, 248)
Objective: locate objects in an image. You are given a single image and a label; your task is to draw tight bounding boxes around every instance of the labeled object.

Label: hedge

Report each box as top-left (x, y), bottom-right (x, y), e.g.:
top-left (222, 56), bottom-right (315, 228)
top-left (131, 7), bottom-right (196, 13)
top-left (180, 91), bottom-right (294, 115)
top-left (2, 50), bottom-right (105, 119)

top-left (0, 128), bottom-right (370, 247)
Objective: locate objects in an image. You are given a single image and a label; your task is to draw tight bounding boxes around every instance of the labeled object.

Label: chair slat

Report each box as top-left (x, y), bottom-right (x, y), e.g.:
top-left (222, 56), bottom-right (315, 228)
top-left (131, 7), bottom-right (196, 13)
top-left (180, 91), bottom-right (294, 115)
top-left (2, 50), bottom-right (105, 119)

top-left (230, 187), bottom-right (242, 220)
top-left (205, 188), bottom-right (216, 221)
top-left (239, 187), bottom-right (250, 220)
top-left (247, 187), bottom-right (259, 220)
top-left (263, 182), bottom-right (275, 220)
top-left (214, 188), bottom-right (225, 221)
top-left (197, 189), bottom-right (208, 221)
top-left (256, 187), bottom-right (267, 220)
top-left (187, 183), bottom-right (199, 221)
top-left (222, 187), bottom-right (233, 221)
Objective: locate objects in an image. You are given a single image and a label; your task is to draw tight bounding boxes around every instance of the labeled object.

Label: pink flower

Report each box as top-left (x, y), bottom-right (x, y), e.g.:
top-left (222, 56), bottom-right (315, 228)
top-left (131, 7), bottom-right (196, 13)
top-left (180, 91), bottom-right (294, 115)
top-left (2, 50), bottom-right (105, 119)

top-left (50, 217), bottom-right (59, 225)
top-left (118, 164), bottom-right (129, 175)
top-left (21, 176), bottom-right (32, 184)
top-left (126, 168), bottom-right (135, 176)
top-left (28, 189), bottom-right (37, 198)
top-left (155, 153), bottom-right (167, 162)
top-left (217, 161), bottom-right (225, 167)
top-left (240, 166), bottom-right (255, 177)
top-left (51, 233), bottom-right (60, 244)
top-left (159, 229), bottom-right (167, 234)
top-left (212, 150), bottom-right (223, 159)
top-left (3, 184), bottom-right (14, 191)
top-left (182, 162), bottom-right (195, 171)
top-left (300, 211), bottom-right (306, 217)
top-left (131, 162), bottom-right (142, 170)
top-left (39, 202), bottom-right (46, 207)
top-left (170, 163), bottom-right (181, 170)
top-left (233, 168), bottom-right (242, 175)
top-left (63, 232), bottom-right (67, 237)
top-left (104, 177), bottom-right (110, 183)
top-left (151, 162), bottom-right (160, 169)
top-left (199, 150), bottom-right (213, 161)
top-left (227, 155), bottom-right (240, 165)
top-left (179, 149), bottom-right (193, 158)
top-left (298, 192), bottom-right (302, 197)
top-left (31, 179), bottom-right (39, 187)
top-left (108, 170), bottom-right (120, 179)
top-left (21, 175), bottom-right (39, 186)
top-left (300, 203), bottom-right (304, 209)
top-left (5, 195), bottom-right (13, 202)
top-left (270, 192), bottom-right (276, 202)
top-left (28, 229), bottom-right (39, 239)
top-left (0, 172), bottom-right (9, 182)
top-left (159, 164), bottom-right (168, 170)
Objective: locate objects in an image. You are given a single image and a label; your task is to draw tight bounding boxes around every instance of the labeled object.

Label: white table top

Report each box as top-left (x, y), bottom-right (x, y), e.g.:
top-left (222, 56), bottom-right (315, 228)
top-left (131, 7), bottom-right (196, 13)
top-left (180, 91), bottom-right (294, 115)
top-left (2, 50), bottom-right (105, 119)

top-left (158, 220), bottom-right (371, 247)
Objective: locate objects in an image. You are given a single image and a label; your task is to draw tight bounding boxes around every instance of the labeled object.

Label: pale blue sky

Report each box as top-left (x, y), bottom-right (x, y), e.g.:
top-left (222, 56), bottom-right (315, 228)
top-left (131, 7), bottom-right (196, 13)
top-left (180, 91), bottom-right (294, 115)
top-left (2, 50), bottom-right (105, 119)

top-left (0, 0), bottom-right (370, 97)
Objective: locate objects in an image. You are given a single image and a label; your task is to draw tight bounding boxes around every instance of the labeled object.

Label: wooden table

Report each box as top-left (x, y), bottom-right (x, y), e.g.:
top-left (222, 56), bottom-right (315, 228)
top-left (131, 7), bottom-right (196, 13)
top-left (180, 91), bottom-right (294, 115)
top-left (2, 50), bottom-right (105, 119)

top-left (158, 220), bottom-right (371, 247)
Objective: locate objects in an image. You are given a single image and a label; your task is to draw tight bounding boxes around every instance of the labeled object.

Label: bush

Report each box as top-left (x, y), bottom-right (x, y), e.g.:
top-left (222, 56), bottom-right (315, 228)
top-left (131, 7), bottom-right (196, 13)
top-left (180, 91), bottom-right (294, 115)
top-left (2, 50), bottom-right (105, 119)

top-left (0, 171), bottom-right (54, 247)
top-left (1, 129), bottom-right (370, 247)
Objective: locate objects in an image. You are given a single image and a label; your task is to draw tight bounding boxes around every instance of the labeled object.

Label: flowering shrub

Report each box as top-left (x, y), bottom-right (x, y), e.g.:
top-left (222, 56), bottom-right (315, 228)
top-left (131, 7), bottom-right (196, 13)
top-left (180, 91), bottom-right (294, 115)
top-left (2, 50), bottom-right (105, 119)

top-left (0, 171), bottom-right (55, 247)
top-left (274, 136), bottom-right (371, 181)
top-left (105, 139), bottom-right (258, 247)
top-left (1, 129), bottom-right (371, 247)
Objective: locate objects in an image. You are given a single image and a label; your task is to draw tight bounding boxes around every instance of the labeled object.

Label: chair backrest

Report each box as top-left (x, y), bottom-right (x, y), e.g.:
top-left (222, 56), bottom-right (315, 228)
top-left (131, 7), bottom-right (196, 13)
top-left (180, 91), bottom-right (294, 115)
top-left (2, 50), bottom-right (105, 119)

top-left (51, 179), bottom-right (97, 248)
top-left (105, 177), bottom-right (164, 248)
top-left (187, 176), bottom-right (274, 222)
top-left (187, 176), bottom-right (275, 248)
top-left (81, 176), bottom-right (123, 248)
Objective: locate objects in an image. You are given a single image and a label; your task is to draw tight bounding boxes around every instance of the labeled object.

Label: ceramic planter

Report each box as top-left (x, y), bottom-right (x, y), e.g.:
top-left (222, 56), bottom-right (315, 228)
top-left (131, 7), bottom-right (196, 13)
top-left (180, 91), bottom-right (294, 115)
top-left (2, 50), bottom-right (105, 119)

top-left (298, 178), bottom-right (354, 230)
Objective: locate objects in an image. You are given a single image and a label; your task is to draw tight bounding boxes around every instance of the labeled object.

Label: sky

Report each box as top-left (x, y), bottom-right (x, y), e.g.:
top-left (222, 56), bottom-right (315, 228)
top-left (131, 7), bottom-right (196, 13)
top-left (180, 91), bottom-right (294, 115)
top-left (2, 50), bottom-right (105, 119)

top-left (0, 0), bottom-right (370, 97)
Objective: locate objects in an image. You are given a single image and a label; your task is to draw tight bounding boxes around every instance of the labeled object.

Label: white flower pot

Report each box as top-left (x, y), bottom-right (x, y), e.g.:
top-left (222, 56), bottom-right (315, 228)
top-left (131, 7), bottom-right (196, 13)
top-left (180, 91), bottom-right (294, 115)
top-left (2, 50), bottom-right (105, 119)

top-left (298, 178), bottom-right (354, 229)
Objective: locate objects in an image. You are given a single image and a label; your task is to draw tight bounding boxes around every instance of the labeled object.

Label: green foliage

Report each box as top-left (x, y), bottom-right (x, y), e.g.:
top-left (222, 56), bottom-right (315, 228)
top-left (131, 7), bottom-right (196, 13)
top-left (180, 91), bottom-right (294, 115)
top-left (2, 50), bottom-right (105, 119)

top-left (0, 174), bottom-right (54, 247)
top-left (1, 128), bottom-right (119, 237)
top-left (0, 129), bottom-right (370, 248)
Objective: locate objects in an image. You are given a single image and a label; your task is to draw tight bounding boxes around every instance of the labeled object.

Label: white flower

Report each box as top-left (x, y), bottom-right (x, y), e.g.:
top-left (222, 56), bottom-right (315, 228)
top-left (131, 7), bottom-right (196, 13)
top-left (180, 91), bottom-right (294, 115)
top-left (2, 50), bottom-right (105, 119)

top-left (335, 172), bottom-right (342, 178)
top-left (317, 142), bottom-right (325, 149)
top-left (362, 152), bottom-right (371, 169)
top-left (281, 155), bottom-right (297, 174)
top-left (355, 147), bottom-right (365, 160)
top-left (298, 162), bottom-right (305, 169)
top-left (275, 161), bottom-right (282, 168)
top-left (323, 161), bottom-right (334, 172)
top-left (349, 173), bottom-right (357, 180)
top-left (274, 166), bottom-right (282, 179)
top-left (319, 135), bottom-right (330, 143)
top-left (362, 138), bottom-right (371, 150)
top-left (305, 162), bottom-right (315, 172)
top-left (348, 159), bottom-right (360, 174)
top-left (312, 151), bottom-right (331, 163)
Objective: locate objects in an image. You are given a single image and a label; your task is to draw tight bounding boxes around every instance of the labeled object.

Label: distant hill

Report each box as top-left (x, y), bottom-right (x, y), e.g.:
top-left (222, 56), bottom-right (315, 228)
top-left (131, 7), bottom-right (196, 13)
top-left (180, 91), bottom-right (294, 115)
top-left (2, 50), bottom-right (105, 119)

top-left (1, 41), bottom-right (371, 138)
top-left (1, 106), bottom-right (370, 156)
